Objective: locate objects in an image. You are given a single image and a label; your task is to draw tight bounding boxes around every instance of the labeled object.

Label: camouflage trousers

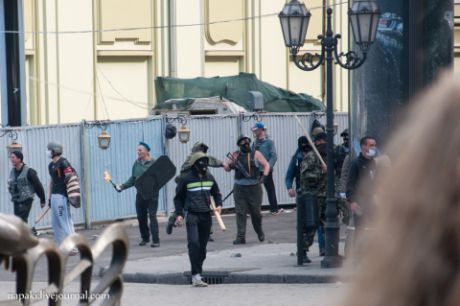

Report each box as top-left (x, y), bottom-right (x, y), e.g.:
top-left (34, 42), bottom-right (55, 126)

top-left (316, 196), bottom-right (349, 225)
top-left (302, 196), bottom-right (326, 252)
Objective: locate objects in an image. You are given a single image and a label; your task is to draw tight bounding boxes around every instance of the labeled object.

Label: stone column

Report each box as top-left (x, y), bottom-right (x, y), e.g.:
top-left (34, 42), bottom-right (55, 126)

top-left (350, 0), bottom-right (453, 151)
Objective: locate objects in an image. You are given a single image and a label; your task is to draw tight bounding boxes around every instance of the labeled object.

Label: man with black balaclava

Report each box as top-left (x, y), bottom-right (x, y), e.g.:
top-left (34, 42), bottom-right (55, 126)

top-left (167, 141), bottom-right (223, 237)
top-left (223, 135), bottom-right (270, 245)
top-left (285, 136), bottom-right (311, 198)
top-left (297, 132), bottom-right (329, 262)
top-left (174, 152), bottom-right (223, 287)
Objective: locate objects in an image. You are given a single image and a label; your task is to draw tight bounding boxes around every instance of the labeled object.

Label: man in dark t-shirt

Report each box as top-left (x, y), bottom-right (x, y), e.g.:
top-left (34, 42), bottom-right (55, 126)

top-left (47, 142), bottom-right (76, 249)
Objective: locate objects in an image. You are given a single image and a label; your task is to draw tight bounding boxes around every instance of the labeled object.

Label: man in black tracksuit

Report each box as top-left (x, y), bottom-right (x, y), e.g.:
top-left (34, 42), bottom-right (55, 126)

top-left (174, 152), bottom-right (223, 287)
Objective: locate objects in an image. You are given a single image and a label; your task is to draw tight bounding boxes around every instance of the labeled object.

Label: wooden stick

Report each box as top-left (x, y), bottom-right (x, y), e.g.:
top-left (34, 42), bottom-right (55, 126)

top-left (210, 197), bottom-right (226, 231)
top-left (34, 206), bottom-right (50, 224)
top-left (294, 115), bottom-right (327, 169)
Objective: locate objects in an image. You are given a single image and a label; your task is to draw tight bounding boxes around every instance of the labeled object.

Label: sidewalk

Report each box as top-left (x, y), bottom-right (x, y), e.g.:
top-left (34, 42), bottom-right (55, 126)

top-left (107, 209), bottom-right (347, 284)
top-left (6, 209), bottom-right (349, 285)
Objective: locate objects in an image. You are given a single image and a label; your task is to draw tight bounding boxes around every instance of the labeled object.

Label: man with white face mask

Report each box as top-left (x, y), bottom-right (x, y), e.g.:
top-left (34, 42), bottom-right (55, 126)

top-left (47, 142), bottom-right (76, 253)
top-left (346, 136), bottom-right (378, 229)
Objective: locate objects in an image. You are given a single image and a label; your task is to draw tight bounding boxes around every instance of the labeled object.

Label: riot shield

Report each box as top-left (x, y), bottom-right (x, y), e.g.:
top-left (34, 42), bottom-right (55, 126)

top-left (135, 155), bottom-right (177, 200)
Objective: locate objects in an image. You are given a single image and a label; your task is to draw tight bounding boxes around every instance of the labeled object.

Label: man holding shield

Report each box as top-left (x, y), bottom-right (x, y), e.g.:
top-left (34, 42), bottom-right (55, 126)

top-left (116, 142), bottom-right (160, 247)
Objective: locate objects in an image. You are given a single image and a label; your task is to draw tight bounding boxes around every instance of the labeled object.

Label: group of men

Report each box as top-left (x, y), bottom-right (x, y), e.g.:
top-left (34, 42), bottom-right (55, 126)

top-left (6, 121), bottom-right (380, 286)
top-left (285, 125), bottom-right (380, 263)
top-left (7, 142), bottom-right (78, 255)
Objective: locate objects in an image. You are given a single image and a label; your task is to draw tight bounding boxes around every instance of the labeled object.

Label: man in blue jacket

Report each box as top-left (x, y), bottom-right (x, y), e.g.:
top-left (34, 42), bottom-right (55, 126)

top-left (252, 122), bottom-right (282, 215)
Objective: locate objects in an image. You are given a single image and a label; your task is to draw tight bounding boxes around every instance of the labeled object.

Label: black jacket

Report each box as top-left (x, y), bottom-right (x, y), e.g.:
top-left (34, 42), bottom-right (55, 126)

top-left (174, 169), bottom-right (222, 216)
top-left (346, 153), bottom-right (376, 206)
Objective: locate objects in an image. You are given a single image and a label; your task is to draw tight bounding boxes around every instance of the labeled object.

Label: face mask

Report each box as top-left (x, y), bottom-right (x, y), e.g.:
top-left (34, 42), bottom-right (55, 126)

top-left (367, 148), bottom-right (377, 158)
top-left (239, 142), bottom-right (251, 153)
top-left (300, 143), bottom-right (310, 152)
top-left (194, 159), bottom-right (208, 175)
top-left (46, 150), bottom-right (53, 159)
top-left (200, 144), bottom-right (208, 154)
top-left (316, 143), bottom-right (327, 155)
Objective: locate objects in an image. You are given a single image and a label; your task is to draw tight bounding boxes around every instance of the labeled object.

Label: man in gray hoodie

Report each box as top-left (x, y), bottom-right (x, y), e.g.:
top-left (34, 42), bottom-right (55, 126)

top-left (251, 122), bottom-right (282, 215)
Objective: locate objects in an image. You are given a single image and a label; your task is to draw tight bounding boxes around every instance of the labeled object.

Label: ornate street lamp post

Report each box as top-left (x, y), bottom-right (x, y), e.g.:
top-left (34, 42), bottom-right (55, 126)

top-left (279, 0), bottom-right (380, 268)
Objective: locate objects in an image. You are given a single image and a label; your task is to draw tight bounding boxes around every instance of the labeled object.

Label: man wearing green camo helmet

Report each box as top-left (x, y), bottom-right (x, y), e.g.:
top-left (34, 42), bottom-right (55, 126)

top-left (174, 151), bottom-right (223, 287)
top-left (167, 141), bottom-right (223, 236)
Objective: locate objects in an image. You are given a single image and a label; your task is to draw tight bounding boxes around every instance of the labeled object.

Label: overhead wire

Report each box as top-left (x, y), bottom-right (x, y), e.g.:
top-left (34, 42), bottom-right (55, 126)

top-left (28, 75), bottom-right (149, 110)
top-left (95, 75), bottom-right (111, 119)
top-left (97, 68), bottom-right (150, 109)
top-left (2, 1), bottom-right (350, 35)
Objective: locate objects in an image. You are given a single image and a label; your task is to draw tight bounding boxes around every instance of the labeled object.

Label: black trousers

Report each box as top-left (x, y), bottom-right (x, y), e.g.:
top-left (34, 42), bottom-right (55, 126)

top-left (135, 192), bottom-right (159, 243)
top-left (186, 211), bottom-right (212, 276)
top-left (14, 199), bottom-right (33, 223)
top-left (263, 171), bottom-right (279, 212)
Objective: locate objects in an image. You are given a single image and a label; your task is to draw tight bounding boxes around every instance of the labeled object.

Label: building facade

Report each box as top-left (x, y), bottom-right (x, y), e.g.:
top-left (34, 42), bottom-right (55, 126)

top-left (1, 0), bottom-right (459, 126)
top-left (1, 0), bottom-right (350, 125)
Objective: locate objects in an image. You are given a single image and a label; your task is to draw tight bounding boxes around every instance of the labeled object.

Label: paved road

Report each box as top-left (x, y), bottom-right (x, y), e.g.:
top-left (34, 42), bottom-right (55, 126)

top-left (0, 281), bottom-right (349, 306)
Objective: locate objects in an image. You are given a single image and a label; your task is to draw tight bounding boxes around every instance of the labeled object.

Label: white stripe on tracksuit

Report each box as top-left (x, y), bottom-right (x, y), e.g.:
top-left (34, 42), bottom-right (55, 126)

top-left (188, 186), bottom-right (212, 192)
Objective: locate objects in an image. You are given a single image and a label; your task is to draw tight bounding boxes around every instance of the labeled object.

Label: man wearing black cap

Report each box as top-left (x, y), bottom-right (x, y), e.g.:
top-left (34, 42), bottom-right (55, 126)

top-left (224, 135), bottom-right (270, 245)
top-left (8, 151), bottom-right (46, 224)
top-left (116, 142), bottom-right (160, 247)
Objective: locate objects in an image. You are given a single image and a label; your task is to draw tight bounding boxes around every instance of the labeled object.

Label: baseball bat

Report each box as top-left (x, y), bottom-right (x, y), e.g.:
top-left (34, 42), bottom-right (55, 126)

top-left (210, 197), bottom-right (226, 231)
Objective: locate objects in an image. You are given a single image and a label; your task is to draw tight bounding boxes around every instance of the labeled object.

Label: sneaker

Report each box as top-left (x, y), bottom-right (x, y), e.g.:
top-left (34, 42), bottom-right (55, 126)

top-left (68, 249), bottom-right (79, 256)
top-left (138, 240), bottom-right (149, 246)
top-left (270, 208), bottom-right (284, 215)
top-left (320, 250), bottom-right (325, 257)
top-left (192, 279), bottom-right (208, 287)
top-left (303, 254), bottom-right (312, 263)
top-left (257, 232), bottom-right (265, 242)
top-left (151, 242), bottom-right (160, 248)
top-left (208, 235), bottom-right (214, 242)
top-left (233, 238), bottom-right (246, 245)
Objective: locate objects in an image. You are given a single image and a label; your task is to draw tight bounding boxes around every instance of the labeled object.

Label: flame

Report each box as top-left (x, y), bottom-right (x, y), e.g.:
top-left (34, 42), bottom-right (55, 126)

top-left (103, 170), bottom-right (112, 182)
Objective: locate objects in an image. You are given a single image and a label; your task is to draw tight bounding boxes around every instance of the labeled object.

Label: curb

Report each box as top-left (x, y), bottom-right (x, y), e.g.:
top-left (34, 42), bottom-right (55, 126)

top-left (122, 271), bottom-right (342, 285)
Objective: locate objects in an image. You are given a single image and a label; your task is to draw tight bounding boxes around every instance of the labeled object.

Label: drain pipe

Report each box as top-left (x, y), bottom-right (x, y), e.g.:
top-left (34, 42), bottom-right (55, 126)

top-left (168, 0), bottom-right (177, 77)
top-left (80, 120), bottom-right (91, 229)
